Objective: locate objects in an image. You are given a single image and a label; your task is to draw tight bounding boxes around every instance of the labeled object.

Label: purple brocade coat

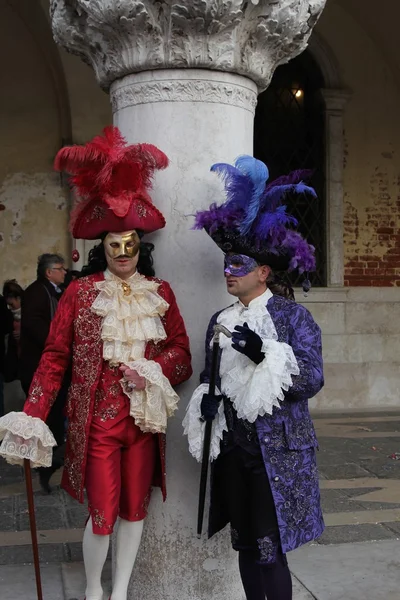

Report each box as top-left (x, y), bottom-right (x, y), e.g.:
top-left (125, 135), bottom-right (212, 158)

top-left (201, 294), bottom-right (325, 554)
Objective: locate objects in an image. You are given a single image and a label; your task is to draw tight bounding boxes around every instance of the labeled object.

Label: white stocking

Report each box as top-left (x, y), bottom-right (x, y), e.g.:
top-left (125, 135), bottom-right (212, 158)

top-left (111, 518), bottom-right (144, 600)
top-left (83, 517), bottom-right (110, 600)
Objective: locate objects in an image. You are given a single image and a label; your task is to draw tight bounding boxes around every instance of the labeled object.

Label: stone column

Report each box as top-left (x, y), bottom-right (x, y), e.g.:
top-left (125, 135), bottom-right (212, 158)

top-left (321, 89), bottom-right (351, 287)
top-left (50, 2), bottom-right (327, 598)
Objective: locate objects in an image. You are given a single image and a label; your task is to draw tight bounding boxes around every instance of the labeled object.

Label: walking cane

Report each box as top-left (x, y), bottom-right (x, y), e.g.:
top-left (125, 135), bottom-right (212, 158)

top-left (24, 459), bottom-right (43, 600)
top-left (197, 324), bottom-right (232, 537)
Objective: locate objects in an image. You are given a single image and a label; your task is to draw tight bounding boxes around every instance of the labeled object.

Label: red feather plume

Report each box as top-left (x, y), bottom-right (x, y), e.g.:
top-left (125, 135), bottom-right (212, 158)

top-left (55, 126), bottom-right (169, 231)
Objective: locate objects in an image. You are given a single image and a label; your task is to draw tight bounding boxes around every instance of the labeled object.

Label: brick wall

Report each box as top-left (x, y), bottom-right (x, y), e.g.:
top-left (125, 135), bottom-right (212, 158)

top-left (344, 169), bottom-right (400, 287)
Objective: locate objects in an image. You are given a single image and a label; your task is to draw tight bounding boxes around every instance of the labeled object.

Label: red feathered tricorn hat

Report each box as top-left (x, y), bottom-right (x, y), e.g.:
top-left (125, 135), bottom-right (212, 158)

top-left (55, 126), bottom-right (169, 240)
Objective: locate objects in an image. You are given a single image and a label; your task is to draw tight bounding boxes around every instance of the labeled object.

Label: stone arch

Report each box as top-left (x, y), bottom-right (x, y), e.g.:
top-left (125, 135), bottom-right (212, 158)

top-left (308, 31), bottom-right (344, 90)
top-left (255, 33), bottom-right (350, 288)
top-left (5, 0), bottom-right (72, 145)
top-left (254, 49), bottom-right (327, 286)
top-left (0, 1), bottom-right (73, 285)
top-left (307, 32), bottom-right (349, 287)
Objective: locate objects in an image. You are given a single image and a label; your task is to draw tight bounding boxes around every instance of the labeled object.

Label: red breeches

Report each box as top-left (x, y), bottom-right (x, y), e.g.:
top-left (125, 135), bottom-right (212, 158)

top-left (85, 415), bottom-right (156, 535)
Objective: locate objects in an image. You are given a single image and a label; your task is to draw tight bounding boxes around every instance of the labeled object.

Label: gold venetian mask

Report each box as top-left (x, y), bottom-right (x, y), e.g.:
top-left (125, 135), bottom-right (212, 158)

top-left (103, 231), bottom-right (141, 259)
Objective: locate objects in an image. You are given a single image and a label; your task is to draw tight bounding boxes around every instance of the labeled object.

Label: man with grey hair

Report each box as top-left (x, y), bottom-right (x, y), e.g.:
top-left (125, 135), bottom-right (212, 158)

top-left (20, 253), bottom-right (67, 492)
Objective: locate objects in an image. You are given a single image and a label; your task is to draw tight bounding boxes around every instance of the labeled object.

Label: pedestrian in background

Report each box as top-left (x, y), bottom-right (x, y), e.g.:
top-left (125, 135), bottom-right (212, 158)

top-left (3, 280), bottom-right (24, 382)
top-left (0, 295), bottom-right (13, 417)
top-left (20, 253), bottom-right (68, 492)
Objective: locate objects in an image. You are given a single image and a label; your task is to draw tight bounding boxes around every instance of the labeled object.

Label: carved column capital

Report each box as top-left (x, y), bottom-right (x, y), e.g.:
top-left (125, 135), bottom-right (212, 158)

top-left (110, 70), bottom-right (258, 115)
top-left (50, 0), bottom-right (327, 91)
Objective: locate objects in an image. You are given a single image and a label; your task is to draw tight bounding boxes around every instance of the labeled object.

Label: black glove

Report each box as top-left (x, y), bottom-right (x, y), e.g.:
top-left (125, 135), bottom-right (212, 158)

top-left (232, 322), bottom-right (265, 365)
top-left (200, 393), bottom-right (223, 422)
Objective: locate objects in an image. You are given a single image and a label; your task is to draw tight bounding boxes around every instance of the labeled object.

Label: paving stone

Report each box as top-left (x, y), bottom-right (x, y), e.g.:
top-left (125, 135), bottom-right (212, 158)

top-left (351, 421), bottom-right (400, 433)
top-left (317, 439), bottom-right (366, 466)
top-left (318, 462), bottom-right (371, 479)
top-left (382, 522), bottom-right (400, 536)
top-left (62, 560), bottom-right (112, 599)
top-left (0, 563), bottom-right (64, 600)
top-left (320, 489), bottom-right (365, 514)
top-left (320, 437), bottom-right (365, 452)
top-left (341, 487), bottom-right (400, 511)
top-left (17, 505), bottom-right (68, 531)
top-left (0, 497), bottom-right (16, 532)
top-left (0, 513), bottom-right (16, 532)
top-left (66, 541), bottom-right (111, 563)
top-left (317, 524), bottom-right (396, 545)
top-left (359, 460), bottom-right (400, 479)
top-left (0, 463), bottom-right (24, 486)
top-left (65, 541), bottom-right (84, 562)
top-left (66, 505), bottom-right (88, 528)
top-left (0, 497), bottom-right (16, 512)
top-left (315, 451), bottom-right (346, 467)
top-left (312, 411), bottom-right (400, 419)
top-left (19, 488), bottom-right (66, 509)
top-left (289, 539), bottom-right (400, 600)
top-left (0, 542), bottom-right (67, 565)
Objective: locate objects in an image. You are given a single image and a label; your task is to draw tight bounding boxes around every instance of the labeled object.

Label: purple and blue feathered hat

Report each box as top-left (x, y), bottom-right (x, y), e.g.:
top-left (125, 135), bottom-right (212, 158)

top-left (193, 155), bottom-right (317, 274)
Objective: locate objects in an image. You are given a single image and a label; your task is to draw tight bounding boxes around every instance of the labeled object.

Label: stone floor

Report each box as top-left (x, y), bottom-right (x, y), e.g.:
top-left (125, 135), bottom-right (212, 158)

top-left (1, 409), bottom-right (400, 598)
top-left (314, 412), bottom-right (400, 545)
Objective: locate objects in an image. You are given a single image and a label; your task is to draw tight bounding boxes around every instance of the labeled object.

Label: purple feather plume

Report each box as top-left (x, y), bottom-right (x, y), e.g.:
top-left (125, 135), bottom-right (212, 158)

top-left (262, 182), bottom-right (317, 211)
top-left (265, 169), bottom-right (314, 191)
top-left (282, 230), bottom-right (316, 273)
top-left (193, 157), bottom-right (318, 274)
top-left (254, 206), bottom-right (298, 239)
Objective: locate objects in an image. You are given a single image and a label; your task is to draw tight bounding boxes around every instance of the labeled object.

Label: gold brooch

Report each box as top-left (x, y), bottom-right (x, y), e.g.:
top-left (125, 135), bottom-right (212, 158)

top-left (121, 281), bottom-right (131, 296)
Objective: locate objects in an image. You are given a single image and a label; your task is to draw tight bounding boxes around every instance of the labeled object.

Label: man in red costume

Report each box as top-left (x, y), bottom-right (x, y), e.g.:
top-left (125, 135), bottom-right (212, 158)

top-left (0, 127), bottom-right (192, 600)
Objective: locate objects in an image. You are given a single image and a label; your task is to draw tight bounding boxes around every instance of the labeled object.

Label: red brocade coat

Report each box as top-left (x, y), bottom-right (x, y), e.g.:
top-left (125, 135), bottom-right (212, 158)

top-left (23, 272), bottom-right (192, 503)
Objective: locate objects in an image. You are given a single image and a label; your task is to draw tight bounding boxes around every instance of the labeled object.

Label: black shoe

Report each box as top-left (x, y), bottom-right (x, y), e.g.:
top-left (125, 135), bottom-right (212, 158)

top-left (38, 468), bottom-right (53, 494)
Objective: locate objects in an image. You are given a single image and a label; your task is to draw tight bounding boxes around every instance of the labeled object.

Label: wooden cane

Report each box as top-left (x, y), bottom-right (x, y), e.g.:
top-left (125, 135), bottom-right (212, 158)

top-left (24, 459), bottom-right (43, 600)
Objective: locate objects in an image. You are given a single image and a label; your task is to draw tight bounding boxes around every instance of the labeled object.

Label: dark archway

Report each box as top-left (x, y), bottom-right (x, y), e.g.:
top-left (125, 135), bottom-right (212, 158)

top-left (254, 51), bottom-right (326, 286)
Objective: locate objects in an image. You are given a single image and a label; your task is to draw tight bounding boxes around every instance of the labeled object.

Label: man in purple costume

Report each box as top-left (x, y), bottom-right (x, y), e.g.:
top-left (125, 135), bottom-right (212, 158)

top-left (183, 156), bottom-right (324, 600)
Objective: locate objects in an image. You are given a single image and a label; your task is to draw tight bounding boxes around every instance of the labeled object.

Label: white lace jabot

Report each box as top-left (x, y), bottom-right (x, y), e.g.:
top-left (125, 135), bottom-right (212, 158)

top-left (91, 269), bottom-right (179, 434)
top-left (92, 269), bottom-right (169, 366)
top-left (183, 289), bottom-right (300, 462)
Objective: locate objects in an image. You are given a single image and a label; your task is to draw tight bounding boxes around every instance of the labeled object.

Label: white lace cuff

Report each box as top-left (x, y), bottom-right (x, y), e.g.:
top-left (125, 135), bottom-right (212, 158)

top-left (121, 359), bottom-right (179, 434)
top-left (222, 339), bottom-right (299, 422)
top-left (182, 383), bottom-right (227, 462)
top-left (0, 412), bottom-right (56, 468)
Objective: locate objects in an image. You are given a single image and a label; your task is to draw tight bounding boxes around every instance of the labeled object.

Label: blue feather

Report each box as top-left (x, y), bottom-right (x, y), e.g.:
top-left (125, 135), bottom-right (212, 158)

top-left (235, 155), bottom-right (269, 235)
top-left (262, 182), bottom-right (317, 211)
top-left (210, 162), bottom-right (253, 210)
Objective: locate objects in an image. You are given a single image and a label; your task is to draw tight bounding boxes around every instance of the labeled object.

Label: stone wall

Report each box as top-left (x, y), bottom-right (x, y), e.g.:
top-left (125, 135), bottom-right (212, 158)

top-left (301, 2), bottom-right (400, 410)
top-left (0, 2), bottom-right (66, 287)
top-left (343, 173), bottom-right (400, 287)
top-left (0, 1), bottom-right (110, 288)
top-left (302, 289), bottom-right (400, 410)
top-left (318, 1), bottom-right (400, 287)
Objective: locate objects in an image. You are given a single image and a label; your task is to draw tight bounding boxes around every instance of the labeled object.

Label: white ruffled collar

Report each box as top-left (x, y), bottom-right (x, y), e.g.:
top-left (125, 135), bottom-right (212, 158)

top-left (238, 288), bottom-right (273, 311)
top-left (91, 269), bottom-right (169, 366)
top-left (218, 288), bottom-right (275, 342)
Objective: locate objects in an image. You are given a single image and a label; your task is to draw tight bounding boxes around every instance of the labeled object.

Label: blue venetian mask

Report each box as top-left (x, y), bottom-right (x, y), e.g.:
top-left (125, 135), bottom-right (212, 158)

top-left (224, 254), bottom-right (258, 277)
